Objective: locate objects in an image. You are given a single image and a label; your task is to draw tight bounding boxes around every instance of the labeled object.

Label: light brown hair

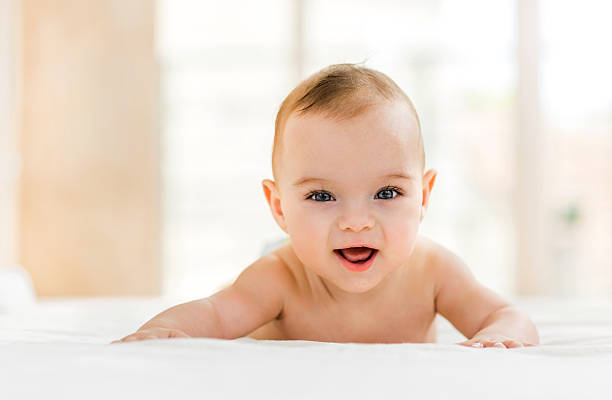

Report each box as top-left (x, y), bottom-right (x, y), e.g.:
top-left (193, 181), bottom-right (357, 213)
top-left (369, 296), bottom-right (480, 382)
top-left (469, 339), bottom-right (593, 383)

top-left (272, 63), bottom-right (424, 180)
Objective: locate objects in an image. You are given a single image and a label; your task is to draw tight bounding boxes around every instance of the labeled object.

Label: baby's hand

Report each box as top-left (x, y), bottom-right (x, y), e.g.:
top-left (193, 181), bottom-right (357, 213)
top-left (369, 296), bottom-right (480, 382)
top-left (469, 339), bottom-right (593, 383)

top-left (111, 327), bottom-right (190, 344)
top-left (458, 334), bottom-right (535, 349)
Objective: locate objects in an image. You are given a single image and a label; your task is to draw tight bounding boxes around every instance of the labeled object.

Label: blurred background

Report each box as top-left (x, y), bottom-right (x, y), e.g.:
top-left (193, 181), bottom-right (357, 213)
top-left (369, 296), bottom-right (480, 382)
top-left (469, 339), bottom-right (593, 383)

top-left (1, 0), bottom-right (611, 302)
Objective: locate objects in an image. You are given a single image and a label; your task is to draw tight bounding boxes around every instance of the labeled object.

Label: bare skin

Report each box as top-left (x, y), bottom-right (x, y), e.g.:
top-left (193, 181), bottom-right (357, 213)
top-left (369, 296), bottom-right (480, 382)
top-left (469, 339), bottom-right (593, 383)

top-left (247, 237), bottom-right (437, 343)
top-left (113, 100), bottom-right (539, 348)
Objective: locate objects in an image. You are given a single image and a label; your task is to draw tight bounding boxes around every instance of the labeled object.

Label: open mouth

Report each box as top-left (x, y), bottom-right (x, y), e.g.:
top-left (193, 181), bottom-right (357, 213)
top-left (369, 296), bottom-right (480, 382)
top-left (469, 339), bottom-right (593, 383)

top-left (334, 247), bottom-right (378, 264)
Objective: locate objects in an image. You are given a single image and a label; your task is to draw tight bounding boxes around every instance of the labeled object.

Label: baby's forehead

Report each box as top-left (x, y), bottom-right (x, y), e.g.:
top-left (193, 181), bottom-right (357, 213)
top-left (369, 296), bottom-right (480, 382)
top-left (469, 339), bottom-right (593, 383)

top-left (291, 99), bottom-right (417, 135)
top-left (283, 101), bottom-right (422, 158)
top-left (279, 102), bottom-right (423, 183)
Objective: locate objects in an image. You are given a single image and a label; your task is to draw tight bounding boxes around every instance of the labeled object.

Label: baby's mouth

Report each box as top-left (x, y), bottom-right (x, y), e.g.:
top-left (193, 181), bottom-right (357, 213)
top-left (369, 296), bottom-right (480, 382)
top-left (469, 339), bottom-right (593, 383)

top-left (334, 247), bottom-right (378, 264)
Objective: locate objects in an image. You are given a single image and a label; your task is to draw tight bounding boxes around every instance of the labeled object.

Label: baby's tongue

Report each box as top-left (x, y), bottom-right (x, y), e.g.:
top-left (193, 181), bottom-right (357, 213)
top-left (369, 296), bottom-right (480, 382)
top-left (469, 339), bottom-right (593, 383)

top-left (340, 247), bottom-right (373, 262)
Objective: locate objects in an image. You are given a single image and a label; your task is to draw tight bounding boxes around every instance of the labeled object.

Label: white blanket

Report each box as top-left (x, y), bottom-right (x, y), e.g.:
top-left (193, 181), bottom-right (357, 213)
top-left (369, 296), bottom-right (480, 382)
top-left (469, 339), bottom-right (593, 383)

top-left (1, 297), bottom-right (612, 399)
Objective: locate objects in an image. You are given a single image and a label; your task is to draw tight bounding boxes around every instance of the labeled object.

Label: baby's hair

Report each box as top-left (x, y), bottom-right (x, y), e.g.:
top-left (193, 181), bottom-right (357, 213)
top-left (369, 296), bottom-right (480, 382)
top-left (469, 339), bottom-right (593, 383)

top-left (272, 63), bottom-right (424, 181)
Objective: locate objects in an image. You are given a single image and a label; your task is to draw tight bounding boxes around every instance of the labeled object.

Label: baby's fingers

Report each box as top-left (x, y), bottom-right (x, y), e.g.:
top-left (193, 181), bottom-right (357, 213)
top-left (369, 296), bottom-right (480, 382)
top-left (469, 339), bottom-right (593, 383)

top-left (458, 339), bottom-right (513, 349)
top-left (457, 340), bottom-right (484, 348)
top-left (503, 340), bottom-right (524, 348)
top-left (458, 336), bottom-right (530, 349)
top-left (166, 329), bottom-right (190, 339)
top-left (482, 340), bottom-right (527, 348)
top-left (110, 327), bottom-right (190, 344)
top-left (110, 333), bottom-right (150, 344)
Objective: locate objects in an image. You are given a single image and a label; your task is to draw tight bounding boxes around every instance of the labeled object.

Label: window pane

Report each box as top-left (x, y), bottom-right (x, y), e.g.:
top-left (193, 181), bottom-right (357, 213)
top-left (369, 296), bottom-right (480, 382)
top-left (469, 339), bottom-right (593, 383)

top-left (158, 0), bottom-right (293, 297)
top-left (540, 0), bottom-right (612, 295)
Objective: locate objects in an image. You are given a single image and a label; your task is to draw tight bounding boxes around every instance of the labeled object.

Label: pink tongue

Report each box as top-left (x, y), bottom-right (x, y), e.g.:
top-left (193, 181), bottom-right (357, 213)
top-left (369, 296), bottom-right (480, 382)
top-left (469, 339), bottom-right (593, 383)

top-left (340, 247), bottom-right (373, 262)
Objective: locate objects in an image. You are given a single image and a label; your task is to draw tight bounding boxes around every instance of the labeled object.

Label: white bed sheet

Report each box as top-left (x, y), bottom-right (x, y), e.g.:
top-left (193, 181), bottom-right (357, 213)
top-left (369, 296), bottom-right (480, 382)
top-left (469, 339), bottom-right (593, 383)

top-left (1, 296), bottom-right (612, 399)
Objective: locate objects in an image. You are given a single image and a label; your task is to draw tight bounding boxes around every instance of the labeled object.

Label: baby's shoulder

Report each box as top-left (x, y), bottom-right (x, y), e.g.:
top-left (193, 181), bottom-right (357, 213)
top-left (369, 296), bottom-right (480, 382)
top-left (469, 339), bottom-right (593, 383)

top-left (413, 235), bottom-right (467, 276)
top-left (413, 236), bottom-right (475, 299)
top-left (227, 245), bottom-right (298, 296)
top-left (268, 242), bottom-right (304, 282)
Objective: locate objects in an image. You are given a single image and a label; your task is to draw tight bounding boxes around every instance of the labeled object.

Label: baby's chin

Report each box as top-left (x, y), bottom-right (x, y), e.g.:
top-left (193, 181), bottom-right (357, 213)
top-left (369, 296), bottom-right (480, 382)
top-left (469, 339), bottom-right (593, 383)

top-left (296, 248), bottom-right (398, 295)
top-left (333, 260), bottom-right (409, 296)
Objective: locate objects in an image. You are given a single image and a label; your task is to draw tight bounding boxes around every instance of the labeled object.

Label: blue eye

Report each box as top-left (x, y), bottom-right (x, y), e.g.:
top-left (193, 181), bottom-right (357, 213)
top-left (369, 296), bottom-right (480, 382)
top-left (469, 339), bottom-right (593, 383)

top-left (375, 186), bottom-right (402, 200)
top-left (306, 191), bottom-right (335, 202)
top-left (305, 187), bottom-right (402, 202)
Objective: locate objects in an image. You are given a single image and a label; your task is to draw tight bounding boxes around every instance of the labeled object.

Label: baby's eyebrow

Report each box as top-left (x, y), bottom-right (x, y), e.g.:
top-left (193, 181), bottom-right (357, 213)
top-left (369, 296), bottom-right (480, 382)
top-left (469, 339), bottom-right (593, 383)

top-left (382, 172), bottom-right (413, 181)
top-left (293, 177), bottom-right (331, 187)
top-left (293, 173), bottom-right (412, 187)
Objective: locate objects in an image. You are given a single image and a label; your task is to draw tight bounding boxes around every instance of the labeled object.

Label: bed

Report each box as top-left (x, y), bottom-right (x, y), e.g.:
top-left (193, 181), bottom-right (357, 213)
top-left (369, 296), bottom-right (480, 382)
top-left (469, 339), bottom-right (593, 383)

top-left (2, 296), bottom-right (612, 399)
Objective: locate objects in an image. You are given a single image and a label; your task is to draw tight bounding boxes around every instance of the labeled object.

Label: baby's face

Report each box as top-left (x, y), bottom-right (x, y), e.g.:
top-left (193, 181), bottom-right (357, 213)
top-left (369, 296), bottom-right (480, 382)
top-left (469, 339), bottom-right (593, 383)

top-left (264, 101), bottom-right (436, 296)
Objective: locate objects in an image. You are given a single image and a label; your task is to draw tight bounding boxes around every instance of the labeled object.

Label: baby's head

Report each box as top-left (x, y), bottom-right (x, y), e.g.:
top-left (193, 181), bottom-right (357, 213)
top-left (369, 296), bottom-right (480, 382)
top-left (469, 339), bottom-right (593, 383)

top-left (272, 64), bottom-right (425, 180)
top-left (263, 64), bottom-right (437, 296)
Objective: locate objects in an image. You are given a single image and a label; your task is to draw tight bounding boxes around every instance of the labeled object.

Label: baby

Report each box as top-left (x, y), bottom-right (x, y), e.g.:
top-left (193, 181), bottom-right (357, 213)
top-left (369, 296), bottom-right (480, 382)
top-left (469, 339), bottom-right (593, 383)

top-left (114, 64), bottom-right (539, 348)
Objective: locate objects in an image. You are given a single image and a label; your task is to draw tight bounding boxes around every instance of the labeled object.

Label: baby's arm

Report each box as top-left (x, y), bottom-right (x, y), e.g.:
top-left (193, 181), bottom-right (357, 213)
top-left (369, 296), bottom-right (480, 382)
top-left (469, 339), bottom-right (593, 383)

top-left (112, 253), bottom-right (291, 343)
top-left (432, 246), bottom-right (539, 348)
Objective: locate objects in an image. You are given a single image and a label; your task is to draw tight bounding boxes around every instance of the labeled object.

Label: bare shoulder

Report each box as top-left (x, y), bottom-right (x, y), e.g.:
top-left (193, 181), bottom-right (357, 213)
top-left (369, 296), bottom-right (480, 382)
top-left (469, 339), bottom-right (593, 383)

top-left (204, 247), bottom-right (297, 339)
top-left (234, 246), bottom-right (296, 295)
top-left (419, 236), bottom-right (465, 264)
top-left (411, 235), bottom-right (462, 268)
top-left (213, 246), bottom-right (296, 322)
top-left (412, 236), bottom-right (473, 293)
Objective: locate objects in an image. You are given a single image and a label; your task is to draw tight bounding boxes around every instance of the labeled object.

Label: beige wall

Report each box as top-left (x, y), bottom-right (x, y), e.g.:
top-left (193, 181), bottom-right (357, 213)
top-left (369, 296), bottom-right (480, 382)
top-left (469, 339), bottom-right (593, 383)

top-left (19, 0), bottom-right (160, 296)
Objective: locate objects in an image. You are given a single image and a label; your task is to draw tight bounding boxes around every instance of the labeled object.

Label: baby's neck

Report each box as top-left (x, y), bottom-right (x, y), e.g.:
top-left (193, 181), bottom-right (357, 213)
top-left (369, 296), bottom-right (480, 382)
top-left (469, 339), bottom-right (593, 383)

top-left (305, 264), bottom-right (406, 307)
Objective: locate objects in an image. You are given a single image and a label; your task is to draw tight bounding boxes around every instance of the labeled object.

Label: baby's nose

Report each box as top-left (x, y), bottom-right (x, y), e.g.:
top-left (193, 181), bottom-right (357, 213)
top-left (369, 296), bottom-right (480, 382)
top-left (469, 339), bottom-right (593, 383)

top-left (337, 210), bottom-right (375, 232)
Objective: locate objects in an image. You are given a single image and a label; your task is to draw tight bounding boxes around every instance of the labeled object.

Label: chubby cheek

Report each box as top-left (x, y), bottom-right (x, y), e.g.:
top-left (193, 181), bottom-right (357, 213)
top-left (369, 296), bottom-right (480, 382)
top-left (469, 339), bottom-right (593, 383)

top-left (283, 202), bottom-right (332, 267)
top-left (380, 202), bottom-right (421, 261)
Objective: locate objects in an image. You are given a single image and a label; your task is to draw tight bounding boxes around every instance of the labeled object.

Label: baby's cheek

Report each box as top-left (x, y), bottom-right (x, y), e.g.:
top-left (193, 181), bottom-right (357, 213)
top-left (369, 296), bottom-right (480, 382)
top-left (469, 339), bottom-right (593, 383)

top-left (287, 206), bottom-right (321, 234)
top-left (382, 207), bottom-right (420, 252)
top-left (285, 208), bottom-right (328, 259)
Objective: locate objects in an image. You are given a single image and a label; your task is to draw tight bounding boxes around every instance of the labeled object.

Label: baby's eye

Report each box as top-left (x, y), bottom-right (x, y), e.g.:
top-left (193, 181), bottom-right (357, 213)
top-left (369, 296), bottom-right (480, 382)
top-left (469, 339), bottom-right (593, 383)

top-left (305, 191), bottom-right (335, 202)
top-left (375, 186), bottom-right (402, 200)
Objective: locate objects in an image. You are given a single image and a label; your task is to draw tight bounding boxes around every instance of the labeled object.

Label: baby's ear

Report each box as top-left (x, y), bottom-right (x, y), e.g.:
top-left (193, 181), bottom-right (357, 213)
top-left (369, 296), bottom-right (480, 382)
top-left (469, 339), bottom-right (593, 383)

top-left (262, 179), bottom-right (288, 233)
top-left (420, 169), bottom-right (437, 222)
